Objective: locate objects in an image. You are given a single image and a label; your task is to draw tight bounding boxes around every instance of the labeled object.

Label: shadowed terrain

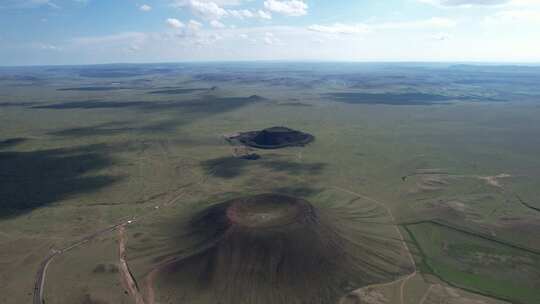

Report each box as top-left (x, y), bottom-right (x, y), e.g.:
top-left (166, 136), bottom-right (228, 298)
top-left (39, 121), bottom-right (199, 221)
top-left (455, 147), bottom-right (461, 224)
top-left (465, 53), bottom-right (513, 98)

top-left (33, 100), bottom-right (150, 109)
top-left (0, 144), bottom-right (119, 217)
top-left (57, 87), bottom-right (130, 91)
top-left (0, 102), bottom-right (38, 107)
top-left (0, 138), bottom-right (27, 149)
top-left (148, 88), bottom-right (209, 94)
top-left (325, 92), bottom-right (458, 106)
top-left (201, 156), bottom-right (326, 179)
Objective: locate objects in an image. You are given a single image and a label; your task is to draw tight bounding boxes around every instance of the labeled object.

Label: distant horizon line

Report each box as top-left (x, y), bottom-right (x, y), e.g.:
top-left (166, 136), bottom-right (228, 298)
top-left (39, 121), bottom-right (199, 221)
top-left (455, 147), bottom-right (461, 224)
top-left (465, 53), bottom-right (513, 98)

top-left (2, 60), bottom-right (540, 68)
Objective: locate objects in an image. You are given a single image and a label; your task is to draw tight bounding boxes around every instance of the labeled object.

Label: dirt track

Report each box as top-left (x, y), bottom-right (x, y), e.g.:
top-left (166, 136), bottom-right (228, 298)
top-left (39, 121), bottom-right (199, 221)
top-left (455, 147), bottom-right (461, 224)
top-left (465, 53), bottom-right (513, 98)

top-left (33, 221), bottom-right (130, 304)
top-left (418, 284), bottom-right (435, 304)
top-left (33, 251), bottom-right (59, 304)
top-left (332, 186), bottom-right (417, 304)
top-left (118, 225), bottom-right (145, 304)
top-left (332, 186), bottom-right (416, 269)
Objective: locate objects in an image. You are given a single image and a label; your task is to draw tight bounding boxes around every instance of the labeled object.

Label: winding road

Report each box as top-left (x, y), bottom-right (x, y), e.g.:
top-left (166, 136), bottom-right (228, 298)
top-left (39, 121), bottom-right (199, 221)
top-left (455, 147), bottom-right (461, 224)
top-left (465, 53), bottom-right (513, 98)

top-left (32, 177), bottom-right (197, 304)
top-left (33, 220), bottom-right (133, 304)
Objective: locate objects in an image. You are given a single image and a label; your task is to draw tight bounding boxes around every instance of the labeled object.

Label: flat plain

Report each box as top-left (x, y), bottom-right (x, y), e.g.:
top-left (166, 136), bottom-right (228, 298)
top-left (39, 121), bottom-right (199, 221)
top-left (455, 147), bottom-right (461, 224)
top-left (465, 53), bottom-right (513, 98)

top-left (1, 63), bottom-right (539, 304)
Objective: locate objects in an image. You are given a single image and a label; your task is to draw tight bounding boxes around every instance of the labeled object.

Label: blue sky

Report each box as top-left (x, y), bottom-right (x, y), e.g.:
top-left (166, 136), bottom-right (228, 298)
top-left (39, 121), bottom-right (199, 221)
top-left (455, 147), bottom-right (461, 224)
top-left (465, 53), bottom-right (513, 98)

top-left (0, 0), bottom-right (539, 65)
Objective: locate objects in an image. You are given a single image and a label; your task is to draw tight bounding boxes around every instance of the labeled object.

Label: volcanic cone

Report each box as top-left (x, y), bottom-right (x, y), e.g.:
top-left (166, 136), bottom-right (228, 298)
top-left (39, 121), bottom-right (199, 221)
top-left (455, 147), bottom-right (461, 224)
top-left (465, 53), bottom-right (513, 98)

top-left (237, 127), bottom-right (314, 149)
top-left (151, 194), bottom-right (411, 304)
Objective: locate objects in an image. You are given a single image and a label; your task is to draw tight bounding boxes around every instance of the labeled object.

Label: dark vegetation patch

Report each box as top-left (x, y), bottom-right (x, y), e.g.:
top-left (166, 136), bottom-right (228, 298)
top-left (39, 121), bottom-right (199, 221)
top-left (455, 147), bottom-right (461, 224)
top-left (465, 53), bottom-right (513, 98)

top-left (262, 159), bottom-right (325, 174)
top-left (134, 96), bottom-right (263, 113)
top-left (0, 137), bottom-right (27, 149)
top-left (44, 96), bottom-right (263, 140)
top-left (201, 157), bottom-right (246, 178)
top-left (325, 92), bottom-right (455, 106)
top-left (192, 72), bottom-right (322, 88)
top-left (48, 123), bottom-right (137, 137)
top-left (0, 102), bottom-right (38, 107)
top-left (271, 186), bottom-right (322, 197)
top-left (0, 75), bottom-right (40, 81)
top-left (79, 71), bottom-right (146, 78)
top-left (148, 88), bottom-right (209, 94)
top-left (32, 95), bottom-right (263, 113)
top-left (201, 156), bottom-right (325, 179)
top-left (81, 294), bottom-right (110, 304)
top-left (74, 66), bottom-right (178, 78)
top-left (32, 100), bottom-right (150, 109)
top-left (0, 144), bottom-right (119, 217)
top-left (48, 120), bottom-right (180, 137)
top-left (246, 94), bottom-right (266, 101)
top-left (236, 126), bottom-right (314, 149)
top-left (277, 102), bottom-right (313, 107)
top-left (92, 263), bottom-right (119, 274)
top-left (57, 87), bottom-right (130, 91)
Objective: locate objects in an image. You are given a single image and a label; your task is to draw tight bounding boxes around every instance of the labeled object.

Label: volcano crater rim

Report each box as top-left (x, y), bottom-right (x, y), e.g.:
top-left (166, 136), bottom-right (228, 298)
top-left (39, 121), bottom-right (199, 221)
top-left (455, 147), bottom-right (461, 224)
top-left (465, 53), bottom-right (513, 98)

top-left (225, 194), bottom-right (314, 229)
top-left (235, 126), bottom-right (314, 149)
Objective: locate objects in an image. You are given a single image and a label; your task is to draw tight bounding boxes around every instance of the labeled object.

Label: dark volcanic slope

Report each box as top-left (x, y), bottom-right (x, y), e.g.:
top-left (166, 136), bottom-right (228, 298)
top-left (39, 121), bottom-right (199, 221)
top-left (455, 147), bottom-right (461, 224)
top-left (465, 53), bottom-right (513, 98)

top-left (237, 127), bottom-right (314, 149)
top-left (152, 194), bottom-right (411, 304)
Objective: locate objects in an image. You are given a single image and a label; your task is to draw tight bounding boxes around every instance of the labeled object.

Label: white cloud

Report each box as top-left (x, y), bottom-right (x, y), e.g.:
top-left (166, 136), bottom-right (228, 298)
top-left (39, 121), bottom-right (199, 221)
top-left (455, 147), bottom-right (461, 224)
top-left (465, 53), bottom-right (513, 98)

top-left (72, 32), bottom-right (148, 46)
top-left (308, 23), bottom-right (371, 35)
top-left (172, 0), bottom-right (228, 20)
top-left (429, 32), bottom-right (452, 41)
top-left (166, 18), bottom-right (185, 28)
top-left (192, 1), bottom-right (228, 19)
top-left (36, 43), bottom-right (62, 50)
top-left (258, 10), bottom-right (272, 19)
top-left (507, 0), bottom-right (540, 6)
top-left (188, 19), bottom-right (203, 31)
top-left (308, 17), bottom-right (456, 35)
top-left (263, 32), bottom-right (281, 45)
top-left (228, 9), bottom-right (254, 18)
top-left (35, 23), bottom-right (540, 64)
top-left (128, 44), bottom-right (141, 52)
top-left (419, 0), bottom-right (540, 9)
top-left (0, 0), bottom-right (60, 9)
top-left (195, 32), bottom-right (224, 45)
top-left (418, 0), bottom-right (509, 7)
top-left (176, 0), bottom-right (244, 5)
top-left (228, 8), bottom-right (273, 20)
top-left (139, 4), bottom-right (152, 11)
top-left (210, 19), bottom-right (226, 28)
top-left (263, 0), bottom-right (308, 16)
top-left (484, 9), bottom-right (540, 24)
top-left (376, 17), bottom-right (457, 29)
top-left (172, 0), bottom-right (270, 21)
top-left (0, 0), bottom-right (97, 9)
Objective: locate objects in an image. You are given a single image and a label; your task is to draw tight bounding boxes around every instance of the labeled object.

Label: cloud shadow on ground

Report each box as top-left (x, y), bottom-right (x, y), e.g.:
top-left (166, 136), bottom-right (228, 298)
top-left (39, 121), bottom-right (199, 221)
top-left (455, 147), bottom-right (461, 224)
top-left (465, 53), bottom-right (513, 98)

top-left (0, 144), bottom-right (120, 217)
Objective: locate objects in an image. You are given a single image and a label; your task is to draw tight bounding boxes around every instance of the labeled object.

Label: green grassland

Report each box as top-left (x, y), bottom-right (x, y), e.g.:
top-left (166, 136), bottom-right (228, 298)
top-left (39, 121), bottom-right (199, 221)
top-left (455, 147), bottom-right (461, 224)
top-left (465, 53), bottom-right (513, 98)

top-left (404, 222), bottom-right (540, 303)
top-left (1, 63), bottom-right (540, 303)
